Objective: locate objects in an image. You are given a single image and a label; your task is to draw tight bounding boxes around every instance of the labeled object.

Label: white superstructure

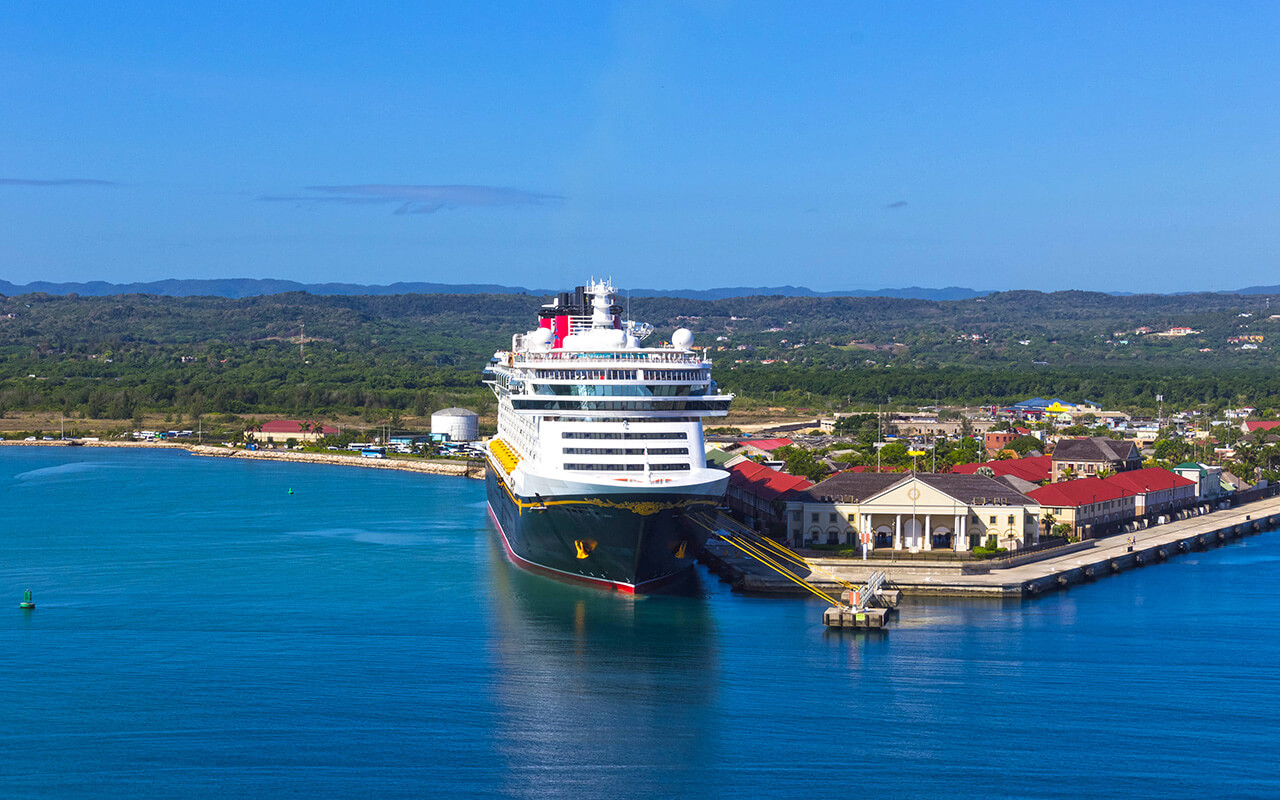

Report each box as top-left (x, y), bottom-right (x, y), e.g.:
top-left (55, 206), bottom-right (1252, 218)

top-left (483, 280), bottom-right (732, 501)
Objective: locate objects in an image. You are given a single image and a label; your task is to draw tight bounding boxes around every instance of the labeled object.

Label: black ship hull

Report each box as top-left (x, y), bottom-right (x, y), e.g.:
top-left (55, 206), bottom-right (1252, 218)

top-left (486, 464), bottom-right (718, 592)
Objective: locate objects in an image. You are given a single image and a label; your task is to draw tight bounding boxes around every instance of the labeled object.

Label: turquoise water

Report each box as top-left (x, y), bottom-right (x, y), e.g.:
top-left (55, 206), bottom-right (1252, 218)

top-left (3, 446), bottom-right (1279, 799)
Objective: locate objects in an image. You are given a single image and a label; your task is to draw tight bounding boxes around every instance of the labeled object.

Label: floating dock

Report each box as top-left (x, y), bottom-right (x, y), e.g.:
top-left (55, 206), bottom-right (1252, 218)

top-left (698, 497), bottom-right (1280, 599)
top-left (821, 573), bottom-right (902, 629)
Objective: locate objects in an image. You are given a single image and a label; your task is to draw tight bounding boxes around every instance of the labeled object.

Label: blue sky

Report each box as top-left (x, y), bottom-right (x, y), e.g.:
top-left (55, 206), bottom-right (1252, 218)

top-left (2, 2), bottom-right (1277, 292)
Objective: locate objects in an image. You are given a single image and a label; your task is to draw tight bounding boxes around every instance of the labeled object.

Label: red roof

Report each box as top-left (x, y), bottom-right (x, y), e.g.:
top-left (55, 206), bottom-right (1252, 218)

top-left (1027, 477), bottom-right (1131, 507)
top-left (1244, 421), bottom-right (1280, 432)
top-left (1102, 467), bottom-right (1195, 494)
top-left (259, 419), bottom-right (340, 435)
top-left (727, 460), bottom-right (813, 501)
top-left (739, 438), bottom-right (793, 452)
top-left (952, 454), bottom-right (1051, 483)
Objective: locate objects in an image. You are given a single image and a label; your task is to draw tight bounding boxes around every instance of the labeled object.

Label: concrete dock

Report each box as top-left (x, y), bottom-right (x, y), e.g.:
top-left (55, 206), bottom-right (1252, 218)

top-left (699, 496), bottom-right (1280, 598)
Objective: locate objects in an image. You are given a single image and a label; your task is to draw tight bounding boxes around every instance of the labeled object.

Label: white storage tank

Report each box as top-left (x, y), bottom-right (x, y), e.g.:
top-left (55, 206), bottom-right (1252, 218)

top-left (431, 407), bottom-right (480, 442)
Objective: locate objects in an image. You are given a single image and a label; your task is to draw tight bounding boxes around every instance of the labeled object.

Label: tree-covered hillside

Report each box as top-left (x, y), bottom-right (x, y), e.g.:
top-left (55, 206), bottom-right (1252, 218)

top-left (1, 289), bottom-right (1277, 425)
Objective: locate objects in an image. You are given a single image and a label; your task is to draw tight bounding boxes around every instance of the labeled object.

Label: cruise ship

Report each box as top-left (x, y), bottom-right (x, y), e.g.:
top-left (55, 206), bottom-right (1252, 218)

top-left (483, 280), bottom-right (733, 592)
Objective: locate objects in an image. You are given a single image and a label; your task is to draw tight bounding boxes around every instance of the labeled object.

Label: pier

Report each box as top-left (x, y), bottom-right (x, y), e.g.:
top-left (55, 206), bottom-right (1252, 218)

top-left (698, 495), bottom-right (1280, 598)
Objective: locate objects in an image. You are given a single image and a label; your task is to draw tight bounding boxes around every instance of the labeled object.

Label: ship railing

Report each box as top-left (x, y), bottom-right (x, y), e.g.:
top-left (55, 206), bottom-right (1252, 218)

top-left (513, 351), bottom-right (704, 365)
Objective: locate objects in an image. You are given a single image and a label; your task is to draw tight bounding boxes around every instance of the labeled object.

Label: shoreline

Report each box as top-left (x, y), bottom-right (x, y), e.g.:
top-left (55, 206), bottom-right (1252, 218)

top-left (0, 439), bottom-right (485, 479)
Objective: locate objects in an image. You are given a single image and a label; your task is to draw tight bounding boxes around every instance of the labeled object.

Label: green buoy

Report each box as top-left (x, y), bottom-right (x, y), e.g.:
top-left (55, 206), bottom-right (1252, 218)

top-left (19, 588), bottom-right (34, 610)
top-left (288, 488), bottom-right (294, 495)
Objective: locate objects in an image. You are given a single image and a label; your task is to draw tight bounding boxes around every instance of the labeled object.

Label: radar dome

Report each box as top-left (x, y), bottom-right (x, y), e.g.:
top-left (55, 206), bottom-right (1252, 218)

top-left (528, 327), bottom-right (553, 350)
top-left (672, 328), bottom-right (694, 350)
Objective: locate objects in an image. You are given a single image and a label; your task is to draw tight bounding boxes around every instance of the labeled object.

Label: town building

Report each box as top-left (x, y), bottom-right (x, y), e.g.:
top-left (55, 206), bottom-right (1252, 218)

top-left (952, 454), bottom-right (1052, 484)
top-left (723, 460), bottom-right (813, 536)
top-left (251, 419), bottom-right (339, 444)
top-left (1172, 462), bottom-right (1227, 505)
top-left (1027, 478), bottom-right (1136, 538)
top-left (1049, 437), bottom-right (1142, 481)
top-left (1242, 420), bottom-right (1280, 436)
top-left (1102, 467), bottom-right (1197, 520)
top-left (784, 472), bottom-right (1041, 552)
top-left (984, 430), bottom-right (1019, 455)
top-left (891, 416), bottom-right (998, 438)
top-left (734, 438), bottom-right (793, 459)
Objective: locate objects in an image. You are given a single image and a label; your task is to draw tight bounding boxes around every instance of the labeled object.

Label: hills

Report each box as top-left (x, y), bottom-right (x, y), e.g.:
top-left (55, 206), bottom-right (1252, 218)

top-left (0, 278), bottom-right (988, 301)
top-left (2, 287), bottom-right (1279, 430)
top-left (3, 277), bottom-right (1279, 301)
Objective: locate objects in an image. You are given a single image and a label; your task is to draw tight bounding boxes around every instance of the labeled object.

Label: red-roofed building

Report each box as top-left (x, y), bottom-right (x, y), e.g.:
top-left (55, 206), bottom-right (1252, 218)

top-left (1242, 420), bottom-right (1280, 435)
top-left (1027, 477), bottom-right (1137, 538)
top-left (1102, 467), bottom-right (1197, 519)
top-left (251, 419), bottom-right (340, 444)
top-left (725, 460), bottom-right (813, 536)
top-left (736, 438), bottom-right (793, 458)
top-left (953, 454), bottom-right (1052, 484)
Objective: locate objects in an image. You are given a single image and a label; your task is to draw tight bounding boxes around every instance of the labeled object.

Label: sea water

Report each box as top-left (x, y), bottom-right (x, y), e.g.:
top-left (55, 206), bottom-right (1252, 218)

top-left (2, 446), bottom-right (1278, 799)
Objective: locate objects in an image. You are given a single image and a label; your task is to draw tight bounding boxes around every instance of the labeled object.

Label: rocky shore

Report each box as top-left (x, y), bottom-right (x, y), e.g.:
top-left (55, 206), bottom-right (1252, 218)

top-left (187, 445), bottom-right (485, 478)
top-left (0, 438), bottom-right (484, 479)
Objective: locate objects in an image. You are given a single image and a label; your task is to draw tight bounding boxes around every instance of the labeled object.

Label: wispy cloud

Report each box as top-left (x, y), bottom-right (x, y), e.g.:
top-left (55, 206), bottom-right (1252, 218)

top-left (0, 178), bottom-right (117, 187)
top-left (256, 195), bottom-right (390, 206)
top-left (257, 184), bottom-right (563, 215)
top-left (885, 200), bottom-right (909, 209)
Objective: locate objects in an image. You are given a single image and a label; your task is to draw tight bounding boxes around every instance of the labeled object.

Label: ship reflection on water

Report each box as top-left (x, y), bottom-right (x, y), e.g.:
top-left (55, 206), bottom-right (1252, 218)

top-left (485, 536), bottom-right (720, 798)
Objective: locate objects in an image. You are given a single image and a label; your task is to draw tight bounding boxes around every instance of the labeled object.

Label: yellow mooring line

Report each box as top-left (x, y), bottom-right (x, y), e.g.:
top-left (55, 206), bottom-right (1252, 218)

top-left (749, 534), bottom-right (858, 591)
top-left (695, 515), bottom-right (840, 605)
top-left (717, 535), bottom-right (839, 604)
top-left (696, 512), bottom-right (858, 593)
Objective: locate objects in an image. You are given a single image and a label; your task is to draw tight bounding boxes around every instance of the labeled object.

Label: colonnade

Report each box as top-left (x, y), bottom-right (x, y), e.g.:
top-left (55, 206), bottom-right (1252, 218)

top-left (856, 512), bottom-right (970, 552)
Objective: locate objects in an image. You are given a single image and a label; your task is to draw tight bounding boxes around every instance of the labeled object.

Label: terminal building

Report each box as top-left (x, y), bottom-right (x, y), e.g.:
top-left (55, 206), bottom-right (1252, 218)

top-left (784, 471), bottom-right (1041, 552)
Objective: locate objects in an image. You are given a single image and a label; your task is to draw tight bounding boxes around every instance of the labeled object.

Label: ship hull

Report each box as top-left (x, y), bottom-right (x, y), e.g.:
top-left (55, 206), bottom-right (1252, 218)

top-left (486, 464), bottom-right (719, 593)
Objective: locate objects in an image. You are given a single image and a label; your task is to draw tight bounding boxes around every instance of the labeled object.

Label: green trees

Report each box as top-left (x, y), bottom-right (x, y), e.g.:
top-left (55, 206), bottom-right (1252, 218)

top-left (773, 445), bottom-right (829, 482)
top-left (4, 289), bottom-right (1280, 426)
top-left (1007, 435), bottom-right (1044, 456)
top-left (943, 436), bottom-right (982, 467)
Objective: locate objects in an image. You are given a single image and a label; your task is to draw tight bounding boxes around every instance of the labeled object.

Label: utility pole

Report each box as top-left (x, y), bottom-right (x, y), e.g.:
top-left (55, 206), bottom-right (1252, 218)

top-left (300, 322), bottom-right (306, 360)
top-left (878, 402), bottom-right (882, 472)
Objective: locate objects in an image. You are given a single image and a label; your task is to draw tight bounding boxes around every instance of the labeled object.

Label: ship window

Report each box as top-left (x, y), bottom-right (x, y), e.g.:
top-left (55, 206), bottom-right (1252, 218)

top-left (650, 463), bottom-right (690, 471)
top-left (646, 447), bottom-right (689, 456)
top-left (623, 432), bottom-right (687, 440)
top-left (564, 463), bottom-right (645, 472)
top-left (562, 447), bottom-right (645, 456)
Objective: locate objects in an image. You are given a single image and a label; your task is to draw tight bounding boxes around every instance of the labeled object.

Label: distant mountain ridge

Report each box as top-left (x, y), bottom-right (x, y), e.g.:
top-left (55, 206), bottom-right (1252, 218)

top-left (0, 277), bottom-right (1276, 300)
top-left (0, 278), bottom-right (988, 301)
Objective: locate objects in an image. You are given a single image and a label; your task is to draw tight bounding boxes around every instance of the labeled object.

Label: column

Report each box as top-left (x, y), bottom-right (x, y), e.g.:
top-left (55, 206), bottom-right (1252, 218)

top-left (923, 514), bottom-right (932, 550)
top-left (894, 514), bottom-right (902, 550)
top-left (955, 514), bottom-right (968, 552)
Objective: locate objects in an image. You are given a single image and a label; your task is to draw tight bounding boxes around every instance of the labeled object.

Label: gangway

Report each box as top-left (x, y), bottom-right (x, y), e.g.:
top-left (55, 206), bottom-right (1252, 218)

top-left (824, 569), bottom-right (896, 629)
